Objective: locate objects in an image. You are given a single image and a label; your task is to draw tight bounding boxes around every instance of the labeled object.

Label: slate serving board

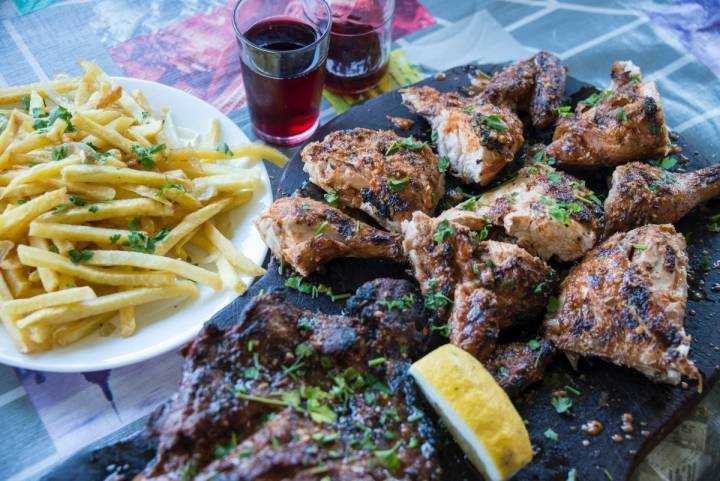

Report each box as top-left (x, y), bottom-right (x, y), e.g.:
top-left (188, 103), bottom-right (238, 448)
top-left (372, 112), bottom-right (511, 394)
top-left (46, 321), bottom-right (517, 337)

top-left (42, 65), bottom-right (720, 481)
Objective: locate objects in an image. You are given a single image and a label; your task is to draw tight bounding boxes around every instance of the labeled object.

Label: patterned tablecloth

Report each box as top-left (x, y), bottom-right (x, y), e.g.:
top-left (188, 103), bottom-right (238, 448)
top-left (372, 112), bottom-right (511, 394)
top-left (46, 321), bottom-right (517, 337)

top-left (1, 1), bottom-right (720, 480)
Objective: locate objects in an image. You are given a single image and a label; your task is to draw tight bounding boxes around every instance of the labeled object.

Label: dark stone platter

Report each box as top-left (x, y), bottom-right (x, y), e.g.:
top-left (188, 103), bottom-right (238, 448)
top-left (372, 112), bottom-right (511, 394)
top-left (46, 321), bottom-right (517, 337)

top-left (41, 65), bottom-right (720, 481)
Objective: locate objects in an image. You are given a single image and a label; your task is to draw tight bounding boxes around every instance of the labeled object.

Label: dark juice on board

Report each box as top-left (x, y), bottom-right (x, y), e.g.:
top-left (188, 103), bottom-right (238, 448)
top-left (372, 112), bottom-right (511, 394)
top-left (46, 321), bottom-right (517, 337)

top-left (324, 20), bottom-right (389, 94)
top-left (240, 17), bottom-right (326, 142)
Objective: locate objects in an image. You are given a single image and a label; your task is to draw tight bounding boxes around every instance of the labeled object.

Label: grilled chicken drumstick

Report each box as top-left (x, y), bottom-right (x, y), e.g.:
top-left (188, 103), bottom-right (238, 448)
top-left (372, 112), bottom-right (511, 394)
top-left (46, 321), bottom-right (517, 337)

top-left (402, 212), bottom-right (556, 361)
top-left (604, 161), bottom-right (720, 236)
top-left (254, 197), bottom-right (403, 276)
top-left (440, 164), bottom-right (603, 261)
top-left (301, 128), bottom-right (444, 231)
top-left (544, 224), bottom-right (701, 388)
top-left (548, 61), bottom-right (671, 168)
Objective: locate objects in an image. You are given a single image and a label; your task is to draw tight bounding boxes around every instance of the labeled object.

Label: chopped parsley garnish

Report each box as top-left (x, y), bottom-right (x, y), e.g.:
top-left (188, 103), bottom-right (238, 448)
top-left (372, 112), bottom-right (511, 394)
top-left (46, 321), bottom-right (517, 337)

top-left (0, 114), bottom-right (8, 135)
top-left (368, 357), bottom-right (386, 367)
top-left (432, 219), bottom-right (456, 243)
top-left (69, 195), bottom-right (86, 206)
top-left (430, 322), bottom-right (450, 337)
top-left (68, 249), bottom-right (93, 264)
top-left (215, 142), bottom-right (233, 156)
top-left (546, 296), bottom-right (559, 315)
top-left (472, 225), bottom-right (490, 243)
top-left (565, 385), bottom-right (582, 396)
top-left (88, 205), bottom-right (99, 213)
top-left (324, 190), bottom-right (339, 207)
top-left (657, 156), bottom-right (677, 170)
top-left (157, 180), bottom-right (187, 196)
top-left (544, 428), bottom-right (559, 441)
top-left (528, 339), bottom-right (541, 351)
top-left (51, 144), bottom-right (68, 161)
top-left (374, 442), bottom-right (402, 471)
top-left (424, 278), bottom-right (452, 310)
top-left (603, 468), bottom-right (614, 480)
top-left (284, 276), bottom-right (350, 302)
top-left (385, 136), bottom-right (426, 155)
top-left (547, 172), bottom-right (562, 184)
top-left (378, 294), bottom-right (416, 311)
top-left (632, 243), bottom-right (646, 251)
top-left (388, 176), bottom-right (410, 190)
top-left (437, 155), bottom-right (450, 173)
top-left (21, 95), bottom-right (30, 111)
top-left (124, 228), bottom-right (169, 254)
top-left (463, 104), bottom-right (475, 113)
top-left (131, 143), bottom-right (166, 169)
top-left (430, 130), bottom-right (439, 144)
top-left (479, 114), bottom-right (508, 132)
top-left (52, 203), bottom-right (68, 215)
top-left (314, 221), bottom-right (329, 237)
top-left (459, 196), bottom-right (477, 211)
top-left (615, 108), bottom-right (628, 122)
top-left (32, 106), bottom-right (75, 132)
top-left (85, 142), bottom-right (112, 161)
top-left (556, 105), bottom-right (573, 118)
top-left (213, 433), bottom-right (238, 459)
top-left (128, 217), bottom-right (140, 231)
top-left (650, 125), bottom-right (663, 135)
top-left (540, 196), bottom-right (582, 225)
top-left (109, 234), bottom-right (121, 244)
top-left (551, 396), bottom-right (573, 414)
top-left (579, 89), bottom-right (611, 107)
top-left (700, 255), bottom-right (711, 270)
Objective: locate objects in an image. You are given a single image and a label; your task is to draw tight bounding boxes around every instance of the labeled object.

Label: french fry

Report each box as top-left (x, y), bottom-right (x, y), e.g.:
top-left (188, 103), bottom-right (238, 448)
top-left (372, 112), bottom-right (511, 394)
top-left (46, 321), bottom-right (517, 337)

top-left (36, 198), bottom-right (173, 224)
top-left (118, 305), bottom-right (135, 337)
top-left (62, 164), bottom-right (189, 188)
top-left (86, 250), bottom-right (222, 289)
top-left (166, 143), bottom-right (287, 166)
top-left (16, 281), bottom-right (199, 328)
top-left (28, 222), bottom-right (138, 244)
top-left (0, 110), bottom-right (21, 156)
top-left (154, 199), bottom-right (231, 256)
top-left (192, 174), bottom-right (260, 192)
top-left (0, 78), bottom-right (79, 104)
top-left (0, 271), bottom-right (13, 301)
top-left (204, 223), bottom-right (265, 276)
top-left (0, 286), bottom-right (96, 318)
top-left (52, 312), bottom-right (115, 347)
top-left (215, 254), bottom-right (247, 294)
top-left (4, 156), bottom-right (82, 191)
top-left (0, 188), bottom-right (66, 240)
top-left (72, 111), bottom-right (136, 154)
top-left (28, 237), bottom-right (60, 292)
top-left (17, 245), bottom-right (175, 287)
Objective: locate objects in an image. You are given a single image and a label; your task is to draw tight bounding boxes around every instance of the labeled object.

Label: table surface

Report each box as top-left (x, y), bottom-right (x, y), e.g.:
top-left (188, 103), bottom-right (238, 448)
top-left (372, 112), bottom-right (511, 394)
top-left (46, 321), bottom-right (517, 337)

top-left (1, 1), bottom-right (720, 480)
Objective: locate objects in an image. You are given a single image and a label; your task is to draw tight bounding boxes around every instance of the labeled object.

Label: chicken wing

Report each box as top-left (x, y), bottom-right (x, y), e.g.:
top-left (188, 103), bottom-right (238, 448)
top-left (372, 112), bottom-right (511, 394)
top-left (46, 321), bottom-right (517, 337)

top-left (440, 164), bottom-right (603, 261)
top-left (547, 61), bottom-right (670, 168)
top-left (402, 211), bottom-right (555, 360)
top-left (301, 128), bottom-right (444, 230)
top-left (604, 161), bottom-right (720, 235)
top-left (481, 50), bottom-right (567, 129)
top-left (544, 224), bottom-right (701, 388)
top-left (400, 86), bottom-right (523, 186)
top-left (255, 196), bottom-right (403, 276)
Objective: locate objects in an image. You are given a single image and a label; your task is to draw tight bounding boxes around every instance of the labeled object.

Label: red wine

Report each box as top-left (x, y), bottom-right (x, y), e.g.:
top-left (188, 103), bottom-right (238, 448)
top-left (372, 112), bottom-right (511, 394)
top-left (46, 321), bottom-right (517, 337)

top-left (325, 21), bottom-right (389, 94)
top-left (240, 17), bottom-right (326, 144)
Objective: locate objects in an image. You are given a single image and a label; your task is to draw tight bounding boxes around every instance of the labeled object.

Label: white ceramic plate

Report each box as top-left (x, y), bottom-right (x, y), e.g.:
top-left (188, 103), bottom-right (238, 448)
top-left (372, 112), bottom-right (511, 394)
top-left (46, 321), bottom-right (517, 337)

top-left (0, 77), bottom-right (272, 372)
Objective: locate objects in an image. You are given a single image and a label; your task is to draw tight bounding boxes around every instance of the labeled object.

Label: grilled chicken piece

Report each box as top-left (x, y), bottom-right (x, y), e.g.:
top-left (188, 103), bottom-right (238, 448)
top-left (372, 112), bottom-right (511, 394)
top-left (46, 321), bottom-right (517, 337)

top-left (487, 340), bottom-right (555, 397)
top-left (301, 128), bottom-right (444, 230)
top-left (400, 85), bottom-right (523, 185)
top-left (604, 162), bottom-right (720, 236)
top-left (402, 212), bottom-right (555, 360)
top-left (544, 224), bottom-right (701, 387)
top-left (138, 279), bottom-right (440, 480)
top-left (255, 196), bottom-right (403, 276)
top-left (481, 51), bottom-right (567, 129)
top-left (440, 164), bottom-right (603, 261)
top-left (548, 61), bottom-right (670, 168)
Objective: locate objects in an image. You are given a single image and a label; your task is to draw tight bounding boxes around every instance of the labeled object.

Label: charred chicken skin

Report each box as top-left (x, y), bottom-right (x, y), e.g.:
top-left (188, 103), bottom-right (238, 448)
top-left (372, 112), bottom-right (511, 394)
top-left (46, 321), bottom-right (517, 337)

top-left (480, 50), bottom-right (567, 129)
top-left (255, 196), bottom-right (403, 276)
top-left (301, 128), bottom-right (444, 231)
top-left (604, 161), bottom-right (720, 236)
top-left (543, 224), bottom-right (701, 388)
top-left (402, 211), bottom-right (556, 360)
top-left (440, 164), bottom-right (603, 262)
top-left (400, 85), bottom-right (523, 185)
top-left (486, 339), bottom-right (555, 397)
top-left (137, 279), bottom-right (441, 481)
top-left (548, 61), bottom-right (671, 168)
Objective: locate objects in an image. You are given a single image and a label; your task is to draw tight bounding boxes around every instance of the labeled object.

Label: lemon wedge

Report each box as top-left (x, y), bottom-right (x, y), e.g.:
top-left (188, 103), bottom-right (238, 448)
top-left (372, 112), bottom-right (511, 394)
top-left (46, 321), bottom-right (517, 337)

top-left (409, 344), bottom-right (533, 481)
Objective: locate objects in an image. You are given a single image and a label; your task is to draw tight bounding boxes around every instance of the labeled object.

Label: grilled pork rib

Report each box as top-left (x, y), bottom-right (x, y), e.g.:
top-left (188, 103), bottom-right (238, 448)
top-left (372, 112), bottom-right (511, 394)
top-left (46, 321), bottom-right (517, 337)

top-left (136, 279), bottom-right (441, 481)
top-left (402, 212), bottom-right (555, 360)
top-left (301, 128), bottom-right (444, 231)
top-left (604, 161), bottom-right (720, 236)
top-left (548, 61), bottom-right (670, 168)
top-left (440, 164), bottom-right (603, 262)
top-left (544, 224), bottom-right (701, 388)
top-left (255, 197), bottom-right (403, 276)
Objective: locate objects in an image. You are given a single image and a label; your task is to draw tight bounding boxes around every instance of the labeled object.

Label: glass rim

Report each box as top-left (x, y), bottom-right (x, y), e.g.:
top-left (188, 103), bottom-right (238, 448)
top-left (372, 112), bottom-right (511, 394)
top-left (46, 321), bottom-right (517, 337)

top-left (232, 0), bottom-right (333, 55)
top-left (329, 0), bottom-right (396, 36)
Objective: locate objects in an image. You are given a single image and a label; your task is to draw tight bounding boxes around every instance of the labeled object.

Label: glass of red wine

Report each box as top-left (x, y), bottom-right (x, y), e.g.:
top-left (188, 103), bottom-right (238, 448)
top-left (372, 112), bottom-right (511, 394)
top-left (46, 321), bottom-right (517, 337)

top-left (325, 0), bottom-right (395, 95)
top-left (232, 0), bottom-right (332, 146)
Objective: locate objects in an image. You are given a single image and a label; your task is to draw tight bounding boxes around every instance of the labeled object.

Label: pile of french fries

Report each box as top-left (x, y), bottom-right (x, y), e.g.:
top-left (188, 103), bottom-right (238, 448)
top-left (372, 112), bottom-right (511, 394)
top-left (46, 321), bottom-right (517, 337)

top-left (0, 61), bottom-right (286, 353)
